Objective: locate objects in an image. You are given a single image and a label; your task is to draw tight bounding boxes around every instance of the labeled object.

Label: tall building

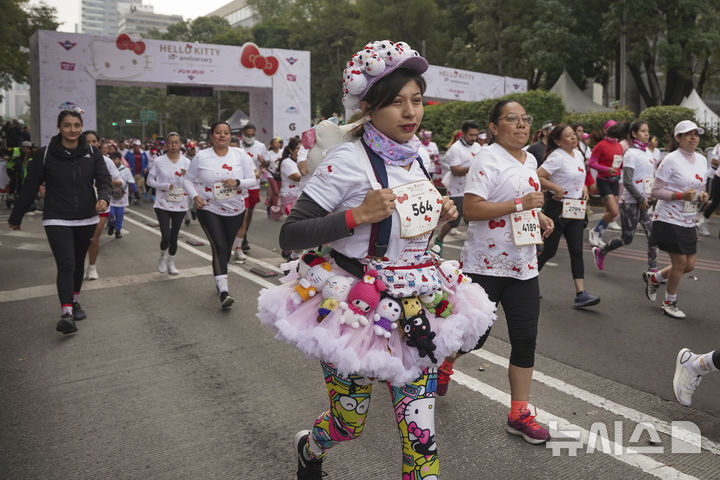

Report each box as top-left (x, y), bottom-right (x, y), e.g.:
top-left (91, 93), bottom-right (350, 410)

top-left (0, 82), bottom-right (30, 120)
top-left (81, 0), bottom-right (132, 36)
top-left (117, 4), bottom-right (183, 35)
top-left (205, 0), bottom-right (258, 28)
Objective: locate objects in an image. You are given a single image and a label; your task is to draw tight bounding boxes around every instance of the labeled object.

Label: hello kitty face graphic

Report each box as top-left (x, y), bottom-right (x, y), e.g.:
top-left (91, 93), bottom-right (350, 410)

top-left (86, 35), bottom-right (152, 79)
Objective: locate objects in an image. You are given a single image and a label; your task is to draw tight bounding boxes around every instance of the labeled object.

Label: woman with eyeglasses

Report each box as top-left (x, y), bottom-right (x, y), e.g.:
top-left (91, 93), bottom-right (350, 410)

top-left (536, 124), bottom-right (600, 308)
top-left (439, 100), bottom-right (555, 446)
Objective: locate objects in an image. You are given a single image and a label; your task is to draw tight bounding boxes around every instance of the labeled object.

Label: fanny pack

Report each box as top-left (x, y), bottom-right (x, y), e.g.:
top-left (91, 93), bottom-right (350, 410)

top-left (371, 257), bottom-right (441, 299)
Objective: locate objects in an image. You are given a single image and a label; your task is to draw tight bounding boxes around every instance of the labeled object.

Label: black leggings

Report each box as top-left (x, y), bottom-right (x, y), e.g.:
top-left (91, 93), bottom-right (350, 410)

top-left (44, 224), bottom-right (96, 306)
top-left (196, 209), bottom-right (245, 275)
top-left (537, 199), bottom-right (585, 279)
top-left (703, 176), bottom-right (720, 219)
top-left (469, 274), bottom-right (540, 368)
top-left (154, 208), bottom-right (185, 255)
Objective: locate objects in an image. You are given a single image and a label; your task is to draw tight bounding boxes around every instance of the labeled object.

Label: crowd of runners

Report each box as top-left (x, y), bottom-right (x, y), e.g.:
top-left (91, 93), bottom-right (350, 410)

top-left (3, 38), bottom-right (720, 480)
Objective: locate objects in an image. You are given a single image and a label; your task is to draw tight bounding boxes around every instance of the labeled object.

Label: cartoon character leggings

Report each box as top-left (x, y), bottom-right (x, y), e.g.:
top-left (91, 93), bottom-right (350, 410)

top-left (302, 362), bottom-right (439, 479)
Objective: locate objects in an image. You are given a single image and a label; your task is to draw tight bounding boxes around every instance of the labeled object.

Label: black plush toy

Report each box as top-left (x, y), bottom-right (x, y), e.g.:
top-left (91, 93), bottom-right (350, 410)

top-left (400, 311), bottom-right (438, 364)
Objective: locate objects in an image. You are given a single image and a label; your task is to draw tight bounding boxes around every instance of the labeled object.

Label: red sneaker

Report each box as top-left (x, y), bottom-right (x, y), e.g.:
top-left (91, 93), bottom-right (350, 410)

top-left (436, 360), bottom-right (455, 396)
top-left (506, 408), bottom-right (550, 444)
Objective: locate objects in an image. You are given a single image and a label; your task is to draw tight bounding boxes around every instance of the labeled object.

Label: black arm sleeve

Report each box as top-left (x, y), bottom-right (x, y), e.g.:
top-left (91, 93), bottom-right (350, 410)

top-left (622, 166), bottom-right (644, 202)
top-left (279, 192), bottom-right (355, 251)
top-left (8, 149), bottom-right (44, 226)
top-left (93, 148), bottom-right (112, 204)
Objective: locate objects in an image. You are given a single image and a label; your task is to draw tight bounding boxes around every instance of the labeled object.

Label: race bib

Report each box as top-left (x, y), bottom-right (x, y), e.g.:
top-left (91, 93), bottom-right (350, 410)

top-left (166, 187), bottom-right (185, 203)
top-left (683, 195), bottom-right (699, 214)
top-left (393, 180), bottom-right (443, 239)
top-left (643, 178), bottom-right (653, 195)
top-left (511, 209), bottom-right (543, 246)
top-left (612, 155), bottom-right (623, 169)
top-left (561, 198), bottom-right (587, 220)
top-left (213, 182), bottom-right (237, 200)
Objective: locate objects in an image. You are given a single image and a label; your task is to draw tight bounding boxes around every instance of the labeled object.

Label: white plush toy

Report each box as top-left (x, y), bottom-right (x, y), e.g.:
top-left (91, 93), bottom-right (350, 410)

top-left (317, 275), bottom-right (355, 321)
top-left (301, 116), bottom-right (368, 175)
top-left (437, 260), bottom-right (469, 294)
top-left (372, 297), bottom-right (401, 338)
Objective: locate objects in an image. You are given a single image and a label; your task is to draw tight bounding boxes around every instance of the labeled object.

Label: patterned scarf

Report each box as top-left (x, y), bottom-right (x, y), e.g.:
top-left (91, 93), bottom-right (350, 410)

top-left (363, 122), bottom-right (421, 166)
top-left (632, 139), bottom-right (648, 151)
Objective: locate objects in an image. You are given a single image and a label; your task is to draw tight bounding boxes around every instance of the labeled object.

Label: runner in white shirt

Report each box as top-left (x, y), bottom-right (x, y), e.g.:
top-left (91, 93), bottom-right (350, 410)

top-left (593, 121), bottom-right (659, 271)
top-left (697, 141), bottom-right (720, 235)
top-left (643, 120), bottom-right (710, 319)
top-left (146, 132), bottom-right (191, 275)
top-left (107, 151), bottom-right (135, 239)
top-left (184, 121), bottom-right (256, 309)
top-left (439, 100), bottom-right (554, 444)
top-left (264, 136), bottom-right (283, 220)
top-left (233, 123), bottom-right (264, 256)
top-left (433, 120), bottom-right (481, 253)
top-left (419, 130), bottom-right (440, 178)
top-left (85, 132), bottom-right (122, 280)
top-left (536, 124), bottom-right (600, 308)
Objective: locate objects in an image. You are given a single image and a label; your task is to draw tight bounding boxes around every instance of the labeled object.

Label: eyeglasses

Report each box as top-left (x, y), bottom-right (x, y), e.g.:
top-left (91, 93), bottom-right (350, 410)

top-left (497, 114), bottom-right (534, 126)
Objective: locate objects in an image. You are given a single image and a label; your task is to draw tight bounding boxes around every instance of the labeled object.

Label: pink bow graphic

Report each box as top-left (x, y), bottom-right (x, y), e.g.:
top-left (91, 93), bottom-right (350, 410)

top-left (407, 421), bottom-right (430, 443)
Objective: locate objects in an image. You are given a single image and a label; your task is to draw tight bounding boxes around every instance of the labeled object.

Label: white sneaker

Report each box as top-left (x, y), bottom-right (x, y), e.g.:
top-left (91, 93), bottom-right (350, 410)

top-left (662, 301), bottom-right (686, 319)
top-left (232, 249), bottom-right (247, 262)
top-left (86, 264), bottom-right (99, 280)
top-left (673, 348), bottom-right (701, 406)
top-left (696, 216), bottom-right (710, 236)
top-left (588, 229), bottom-right (606, 248)
top-left (167, 256), bottom-right (179, 275)
top-left (158, 253), bottom-right (168, 273)
top-left (608, 221), bottom-right (621, 231)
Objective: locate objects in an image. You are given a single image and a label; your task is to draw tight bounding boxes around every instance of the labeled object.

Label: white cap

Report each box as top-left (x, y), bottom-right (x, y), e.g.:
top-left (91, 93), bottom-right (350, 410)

top-left (479, 132), bottom-right (487, 140)
top-left (674, 120), bottom-right (704, 137)
top-left (133, 139), bottom-right (142, 146)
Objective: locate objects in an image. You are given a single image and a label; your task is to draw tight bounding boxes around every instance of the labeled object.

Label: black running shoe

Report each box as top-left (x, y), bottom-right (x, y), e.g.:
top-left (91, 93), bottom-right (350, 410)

top-left (56, 313), bottom-right (77, 334)
top-left (72, 302), bottom-right (87, 320)
top-left (295, 430), bottom-right (324, 479)
top-left (115, 231), bottom-right (123, 239)
top-left (241, 237), bottom-right (250, 252)
top-left (219, 291), bottom-right (234, 309)
top-left (107, 224), bottom-right (114, 236)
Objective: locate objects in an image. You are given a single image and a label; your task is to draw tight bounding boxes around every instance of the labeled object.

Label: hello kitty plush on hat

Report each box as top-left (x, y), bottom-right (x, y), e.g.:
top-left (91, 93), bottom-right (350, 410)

top-left (341, 40), bottom-right (429, 111)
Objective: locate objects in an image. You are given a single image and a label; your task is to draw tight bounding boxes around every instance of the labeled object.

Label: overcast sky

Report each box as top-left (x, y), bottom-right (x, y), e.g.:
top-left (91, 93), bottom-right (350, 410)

top-left (32, 0), bottom-right (231, 32)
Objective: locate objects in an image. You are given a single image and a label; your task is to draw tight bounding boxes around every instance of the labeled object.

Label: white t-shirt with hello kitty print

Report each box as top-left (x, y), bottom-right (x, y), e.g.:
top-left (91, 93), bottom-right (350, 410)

top-left (539, 148), bottom-right (586, 200)
top-left (653, 149), bottom-right (707, 227)
top-left (443, 139), bottom-right (482, 197)
top-left (243, 141), bottom-right (267, 190)
top-left (620, 147), bottom-right (655, 204)
top-left (183, 147), bottom-right (255, 217)
top-left (460, 143), bottom-right (541, 280)
top-left (303, 141), bottom-right (435, 263)
top-left (279, 157), bottom-right (301, 197)
top-left (147, 154), bottom-right (191, 211)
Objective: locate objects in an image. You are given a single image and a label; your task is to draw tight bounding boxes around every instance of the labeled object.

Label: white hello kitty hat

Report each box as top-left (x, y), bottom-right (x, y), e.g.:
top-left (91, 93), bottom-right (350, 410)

top-left (341, 40), bottom-right (429, 111)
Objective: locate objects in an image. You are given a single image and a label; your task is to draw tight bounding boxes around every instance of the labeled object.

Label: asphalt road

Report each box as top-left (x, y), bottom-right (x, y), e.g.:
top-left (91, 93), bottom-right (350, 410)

top-left (2, 194), bottom-right (720, 479)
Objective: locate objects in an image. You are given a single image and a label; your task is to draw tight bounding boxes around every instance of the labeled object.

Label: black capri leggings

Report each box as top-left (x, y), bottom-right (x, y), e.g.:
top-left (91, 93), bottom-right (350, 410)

top-left (196, 209), bottom-right (245, 275)
top-left (154, 208), bottom-right (186, 255)
top-left (703, 175), bottom-right (720, 219)
top-left (537, 198), bottom-right (585, 279)
top-left (44, 224), bottom-right (96, 306)
top-left (469, 273), bottom-right (540, 368)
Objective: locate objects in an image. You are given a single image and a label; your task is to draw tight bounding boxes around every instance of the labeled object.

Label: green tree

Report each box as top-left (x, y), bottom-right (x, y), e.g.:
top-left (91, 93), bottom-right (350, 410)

top-left (0, 0), bottom-right (58, 100)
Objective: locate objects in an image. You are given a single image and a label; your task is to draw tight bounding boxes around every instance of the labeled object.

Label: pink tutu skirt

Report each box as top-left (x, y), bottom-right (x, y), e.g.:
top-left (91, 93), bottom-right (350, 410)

top-left (257, 260), bottom-right (496, 386)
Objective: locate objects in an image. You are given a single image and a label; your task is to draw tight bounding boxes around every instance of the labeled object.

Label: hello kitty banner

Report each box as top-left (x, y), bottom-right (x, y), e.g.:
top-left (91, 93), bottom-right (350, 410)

top-left (422, 65), bottom-right (527, 103)
top-left (30, 30), bottom-right (310, 145)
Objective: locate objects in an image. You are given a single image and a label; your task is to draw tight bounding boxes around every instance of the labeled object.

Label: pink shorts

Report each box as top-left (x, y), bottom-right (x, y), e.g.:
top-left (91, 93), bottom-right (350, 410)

top-left (245, 188), bottom-right (261, 209)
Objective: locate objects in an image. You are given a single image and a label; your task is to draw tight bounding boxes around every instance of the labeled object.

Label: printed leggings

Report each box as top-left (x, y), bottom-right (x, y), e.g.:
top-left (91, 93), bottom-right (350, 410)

top-left (196, 209), bottom-right (245, 275)
top-left (600, 202), bottom-right (658, 269)
top-left (154, 208), bottom-right (185, 255)
top-left (44, 224), bottom-right (96, 306)
top-left (304, 362), bottom-right (439, 478)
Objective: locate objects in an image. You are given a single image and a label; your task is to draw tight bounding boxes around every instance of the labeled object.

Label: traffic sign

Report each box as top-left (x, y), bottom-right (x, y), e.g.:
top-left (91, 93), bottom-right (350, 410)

top-left (140, 109), bottom-right (156, 122)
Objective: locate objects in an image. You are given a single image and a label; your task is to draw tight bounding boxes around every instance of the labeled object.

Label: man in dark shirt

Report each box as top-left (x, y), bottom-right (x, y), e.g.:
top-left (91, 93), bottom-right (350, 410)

top-left (527, 121), bottom-right (553, 167)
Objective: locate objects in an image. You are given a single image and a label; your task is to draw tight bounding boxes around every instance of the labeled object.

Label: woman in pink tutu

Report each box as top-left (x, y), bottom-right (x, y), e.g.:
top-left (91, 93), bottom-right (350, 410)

top-left (257, 40), bottom-right (495, 479)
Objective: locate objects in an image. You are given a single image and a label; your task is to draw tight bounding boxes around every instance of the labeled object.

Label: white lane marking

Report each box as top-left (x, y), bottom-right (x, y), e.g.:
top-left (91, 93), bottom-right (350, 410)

top-left (122, 215), bottom-right (276, 288)
top-left (453, 370), bottom-right (700, 480)
top-left (125, 208), bottom-right (284, 274)
top-left (0, 230), bottom-right (41, 238)
top-left (470, 349), bottom-right (720, 456)
top-left (0, 266), bottom-right (214, 303)
top-left (16, 242), bottom-right (49, 252)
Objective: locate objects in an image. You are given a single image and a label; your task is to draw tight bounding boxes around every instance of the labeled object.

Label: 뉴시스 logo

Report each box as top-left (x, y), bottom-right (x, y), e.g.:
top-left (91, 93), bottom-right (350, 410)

top-left (546, 420), bottom-right (702, 457)
top-left (58, 40), bottom-right (77, 51)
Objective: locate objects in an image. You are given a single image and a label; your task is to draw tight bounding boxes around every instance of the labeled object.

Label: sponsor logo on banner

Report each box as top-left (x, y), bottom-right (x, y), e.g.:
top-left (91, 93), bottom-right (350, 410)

top-left (239, 43), bottom-right (279, 76)
top-left (59, 101), bottom-right (78, 111)
top-left (61, 62), bottom-right (76, 71)
top-left (286, 106), bottom-right (298, 114)
top-left (289, 123), bottom-right (296, 131)
top-left (286, 74), bottom-right (297, 82)
top-left (160, 43), bottom-right (221, 56)
top-left (286, 57), bottom-right (298, 65)
top-left (58, 40), bottom-right (77, 51)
